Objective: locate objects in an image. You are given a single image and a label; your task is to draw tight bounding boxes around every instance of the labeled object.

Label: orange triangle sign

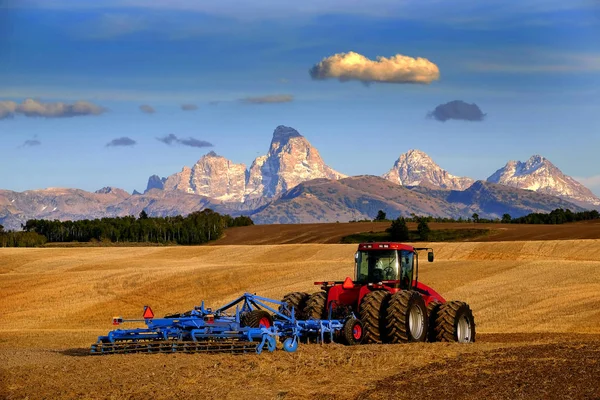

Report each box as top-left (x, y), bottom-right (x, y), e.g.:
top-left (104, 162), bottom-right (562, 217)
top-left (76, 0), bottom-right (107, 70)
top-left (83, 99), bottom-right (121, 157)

top-left (143, 306), bottom-right (154, 319)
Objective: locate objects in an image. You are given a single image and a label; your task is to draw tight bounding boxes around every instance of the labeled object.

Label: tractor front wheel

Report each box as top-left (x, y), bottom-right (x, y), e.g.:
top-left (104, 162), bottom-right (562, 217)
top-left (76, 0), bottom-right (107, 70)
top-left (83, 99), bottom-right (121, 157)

top-left (359, 290), bottom-right (391, 344)
top-left (434, 301), bottom-right (476, 343)
top-left (304, 292), bottom-right (327, 320)
top-left (386, 291), bottom-right (428, 343)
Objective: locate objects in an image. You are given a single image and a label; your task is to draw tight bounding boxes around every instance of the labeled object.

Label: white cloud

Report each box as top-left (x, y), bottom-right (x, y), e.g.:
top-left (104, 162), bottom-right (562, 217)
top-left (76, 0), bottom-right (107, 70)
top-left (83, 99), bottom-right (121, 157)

top-left (310, 51), bottom-right (440, 84)
top-left (0, 99), bottom-right (106, 119)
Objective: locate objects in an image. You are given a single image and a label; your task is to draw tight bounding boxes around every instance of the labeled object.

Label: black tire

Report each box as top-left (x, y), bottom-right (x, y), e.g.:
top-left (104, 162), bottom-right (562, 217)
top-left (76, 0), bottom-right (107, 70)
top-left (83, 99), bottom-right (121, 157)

top-left (341, 318), bottom-right (364, 346)
top-left (434, 301), bottom-right (476, 343)
top-left (426, 300), bottom-right (442, 342)
top-left (240, 310), bottom-right (273, 328)
top-left (304, 292), bottom-right (327, 320)
top-left (279, 292), bottom-right (309, 320)
top-left (359, 290), bottom-right (391, 344)
top-left (386, 291), bottom-right (428, 343)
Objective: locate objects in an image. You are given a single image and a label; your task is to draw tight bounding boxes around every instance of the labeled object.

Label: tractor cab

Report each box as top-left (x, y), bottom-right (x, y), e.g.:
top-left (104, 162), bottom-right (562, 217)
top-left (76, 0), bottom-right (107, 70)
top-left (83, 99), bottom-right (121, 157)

top-left (354, 243), bottom-right (434, 290)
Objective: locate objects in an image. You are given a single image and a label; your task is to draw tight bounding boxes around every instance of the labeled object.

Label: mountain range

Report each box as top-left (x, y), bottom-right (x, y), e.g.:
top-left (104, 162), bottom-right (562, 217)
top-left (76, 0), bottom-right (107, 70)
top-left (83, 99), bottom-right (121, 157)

top-left (1, 125), bottom-right (598, 230)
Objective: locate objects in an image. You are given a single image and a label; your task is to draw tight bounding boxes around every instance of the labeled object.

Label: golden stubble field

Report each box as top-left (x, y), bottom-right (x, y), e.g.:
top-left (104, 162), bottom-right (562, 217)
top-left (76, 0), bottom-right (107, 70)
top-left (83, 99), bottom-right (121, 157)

top-left (1, 240), bottom-right (600, 399)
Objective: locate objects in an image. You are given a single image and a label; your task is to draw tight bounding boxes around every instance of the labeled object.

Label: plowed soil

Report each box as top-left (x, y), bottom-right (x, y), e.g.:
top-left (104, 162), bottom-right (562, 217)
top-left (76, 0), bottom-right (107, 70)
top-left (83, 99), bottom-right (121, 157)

top-left (1, 240), bottom-right (600, 399)
top-left (213, 220), bottom-right (600, 245)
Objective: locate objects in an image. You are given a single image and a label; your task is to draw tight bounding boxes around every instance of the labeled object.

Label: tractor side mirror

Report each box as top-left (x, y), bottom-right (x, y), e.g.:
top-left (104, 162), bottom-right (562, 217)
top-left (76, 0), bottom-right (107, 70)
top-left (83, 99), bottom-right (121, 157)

top-left (428, 251), bottom-right (434, 262)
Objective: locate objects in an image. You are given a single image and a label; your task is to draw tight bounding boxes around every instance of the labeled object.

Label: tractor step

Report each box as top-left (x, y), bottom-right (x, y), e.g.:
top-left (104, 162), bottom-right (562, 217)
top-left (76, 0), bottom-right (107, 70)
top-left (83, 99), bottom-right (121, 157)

top-left (90, 339), bottom-right (260, 355)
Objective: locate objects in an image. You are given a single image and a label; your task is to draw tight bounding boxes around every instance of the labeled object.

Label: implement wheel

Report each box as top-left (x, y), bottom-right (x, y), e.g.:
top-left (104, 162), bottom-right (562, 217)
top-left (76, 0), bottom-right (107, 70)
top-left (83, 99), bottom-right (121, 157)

top-left (434, 301), bottom-right (476, 343)
top-left (359, 290), bottom-right (391, 344)
top-left (279, 292), bottom-right (309, 320)
top-left (241, 310), bottom-right (273, 328)
top-left (304, 292), bottom-right (327, 320)
top-left (342, 318), bottom-right (364, 346)
top-left (386, 290), bottom-right (428, 343)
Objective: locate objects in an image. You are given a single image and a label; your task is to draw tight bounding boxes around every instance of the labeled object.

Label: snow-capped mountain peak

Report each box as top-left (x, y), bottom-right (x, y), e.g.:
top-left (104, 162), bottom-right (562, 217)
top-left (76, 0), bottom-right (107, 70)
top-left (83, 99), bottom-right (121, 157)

top-left (487, 155), bottom-right (600, 206)
top-left (383, 149), bottom-right (475, 190)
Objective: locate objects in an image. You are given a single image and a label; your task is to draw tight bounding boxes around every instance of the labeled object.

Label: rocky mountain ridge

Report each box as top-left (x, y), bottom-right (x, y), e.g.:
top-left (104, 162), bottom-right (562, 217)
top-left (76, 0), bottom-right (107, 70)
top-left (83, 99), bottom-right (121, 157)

top-left (146, 126), bottom-right (345, 202)
top-left (2, 125), bottom-right (598, 230)
top-left (487, 155), bottom-right (600, 206)
top-left (383, 149), bottom-right (475, 190)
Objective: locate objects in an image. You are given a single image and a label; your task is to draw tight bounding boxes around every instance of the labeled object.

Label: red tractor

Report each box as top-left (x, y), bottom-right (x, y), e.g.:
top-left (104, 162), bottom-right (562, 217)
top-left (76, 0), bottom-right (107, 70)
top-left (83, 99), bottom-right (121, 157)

top-left (280, 242), bottom-right (475, 344)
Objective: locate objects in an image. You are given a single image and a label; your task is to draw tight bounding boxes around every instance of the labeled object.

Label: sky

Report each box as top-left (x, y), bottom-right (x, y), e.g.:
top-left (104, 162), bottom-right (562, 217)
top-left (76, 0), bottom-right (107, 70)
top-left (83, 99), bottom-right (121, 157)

top-left (1, 0), bottom-right (599, 195)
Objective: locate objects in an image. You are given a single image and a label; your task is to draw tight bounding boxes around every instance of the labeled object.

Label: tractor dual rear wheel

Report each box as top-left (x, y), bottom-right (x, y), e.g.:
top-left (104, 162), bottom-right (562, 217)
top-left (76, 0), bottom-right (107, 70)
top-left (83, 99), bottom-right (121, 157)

top-left (434, 301), bottom-right (476, 343)
top-left (304, 291), bottom-right (327, 320)
top-left (279, 292), bottom-right (310, 320)
top-left (359, 290), bottom-right (391, 344)
top-left (386, 290), bottom-right (428, 343)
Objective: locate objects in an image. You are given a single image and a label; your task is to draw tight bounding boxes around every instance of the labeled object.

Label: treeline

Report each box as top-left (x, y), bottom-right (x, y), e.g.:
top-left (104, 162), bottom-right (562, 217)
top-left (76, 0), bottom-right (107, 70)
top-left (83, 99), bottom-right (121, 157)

top-left (510, 208), bottom-right (600, 225)
top-left (367, 208), bottom-right (600, 225)
top-left (0, 230), bottom-right (48, 247)
top-left (0, 210), bottom-right (253, 247)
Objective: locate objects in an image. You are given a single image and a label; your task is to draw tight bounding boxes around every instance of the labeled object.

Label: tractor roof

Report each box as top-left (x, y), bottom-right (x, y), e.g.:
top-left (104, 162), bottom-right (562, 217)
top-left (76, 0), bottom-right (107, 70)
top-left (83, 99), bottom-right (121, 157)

top-left (357, 242), bottom-right (415, 252)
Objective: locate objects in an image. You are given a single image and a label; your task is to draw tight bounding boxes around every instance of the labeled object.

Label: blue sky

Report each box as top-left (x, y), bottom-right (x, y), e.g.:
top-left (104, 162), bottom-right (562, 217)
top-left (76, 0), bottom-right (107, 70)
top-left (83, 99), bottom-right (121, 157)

top-left (1, 0), bottom-right (599, 194)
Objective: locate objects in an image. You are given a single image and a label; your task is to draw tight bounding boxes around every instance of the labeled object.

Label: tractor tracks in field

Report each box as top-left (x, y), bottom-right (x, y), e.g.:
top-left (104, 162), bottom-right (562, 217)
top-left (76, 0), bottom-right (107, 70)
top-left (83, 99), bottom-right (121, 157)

top-left (357, 333), bottom-right (600, 400)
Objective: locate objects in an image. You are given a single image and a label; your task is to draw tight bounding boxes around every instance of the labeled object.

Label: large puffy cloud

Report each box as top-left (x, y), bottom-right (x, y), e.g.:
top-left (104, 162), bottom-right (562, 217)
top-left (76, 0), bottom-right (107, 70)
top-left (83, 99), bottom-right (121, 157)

top-left (0, 101), bottom-right (18, 119)
top-left (240, 94), bottom-right (293, 104)
top-left (157, 133), bottom-right (213, 148)
top-left (427, 100), bottom-right (486, 122)
top-left (106, 137), bottom-right (137, 147)
top-left (139, 104), bottom-right (156, 114)
top-left (310, 51), bottom-right (440, 84)
top-left (0, 99), bottom-right (106, 119)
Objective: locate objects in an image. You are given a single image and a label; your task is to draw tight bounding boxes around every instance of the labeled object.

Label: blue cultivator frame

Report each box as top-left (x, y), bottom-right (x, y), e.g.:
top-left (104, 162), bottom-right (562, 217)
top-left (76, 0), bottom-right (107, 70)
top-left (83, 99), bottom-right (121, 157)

top-left (91, 293), bottom-right (356, 355)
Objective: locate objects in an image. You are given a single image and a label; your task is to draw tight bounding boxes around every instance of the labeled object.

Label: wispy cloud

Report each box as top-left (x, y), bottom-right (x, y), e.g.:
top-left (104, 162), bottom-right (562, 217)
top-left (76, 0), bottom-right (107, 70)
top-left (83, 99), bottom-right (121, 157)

top-left (427, 100), bottom-right (486, 122)
top-left (20, 138), bottom-right (41, 148)
top-left (310, 51), bottom-right (440, 85)
top-left (139, 104), bottom-right (156, 114)
top-left (157, 133), bottom-right (213, 148)
top-left (76, 13), bottom-right (149, 39)
top-left (240, 94), bottom-right (293, 104)
top-left (181, 103), bottom-right (198, 111)
top-left (467, 53), bottom-right (600, 73)
top-left (0, 99), bottom-right (106, 120)
top-left (106, 137), bottom-right (136, 147)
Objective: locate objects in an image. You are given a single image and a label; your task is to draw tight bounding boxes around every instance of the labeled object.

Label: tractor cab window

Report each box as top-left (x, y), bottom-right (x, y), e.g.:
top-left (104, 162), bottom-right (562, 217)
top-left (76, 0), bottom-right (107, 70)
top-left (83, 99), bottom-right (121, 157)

top-left (356, 250), bottom-right (399, 282)
top-left (399, 251), bottom-right (414, 290)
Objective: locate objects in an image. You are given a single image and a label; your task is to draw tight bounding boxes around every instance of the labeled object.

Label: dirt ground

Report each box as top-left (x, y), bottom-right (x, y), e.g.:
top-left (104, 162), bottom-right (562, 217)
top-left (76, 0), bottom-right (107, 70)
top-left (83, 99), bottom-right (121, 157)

top-left (213, 220), bottom-right (600, 245)
top-left (1, 240), bottom-right (600, 399)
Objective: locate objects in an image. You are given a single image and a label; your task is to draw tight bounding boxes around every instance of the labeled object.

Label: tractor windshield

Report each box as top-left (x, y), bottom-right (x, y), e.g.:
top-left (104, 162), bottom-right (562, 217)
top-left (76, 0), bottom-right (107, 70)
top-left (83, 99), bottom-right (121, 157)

top-left (356, 250), bottom-right (414, 289)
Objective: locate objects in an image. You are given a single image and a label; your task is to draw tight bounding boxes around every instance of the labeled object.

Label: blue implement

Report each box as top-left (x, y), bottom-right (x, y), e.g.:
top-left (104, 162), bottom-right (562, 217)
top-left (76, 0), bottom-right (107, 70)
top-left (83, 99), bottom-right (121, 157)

top-left (90, 293), bottom-right (361, 355)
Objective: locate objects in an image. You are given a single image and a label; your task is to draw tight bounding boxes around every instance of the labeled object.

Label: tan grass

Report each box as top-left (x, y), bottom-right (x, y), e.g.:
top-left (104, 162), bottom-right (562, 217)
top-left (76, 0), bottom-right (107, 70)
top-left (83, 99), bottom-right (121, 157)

top-left (1, 240), bottom-right (600, 399)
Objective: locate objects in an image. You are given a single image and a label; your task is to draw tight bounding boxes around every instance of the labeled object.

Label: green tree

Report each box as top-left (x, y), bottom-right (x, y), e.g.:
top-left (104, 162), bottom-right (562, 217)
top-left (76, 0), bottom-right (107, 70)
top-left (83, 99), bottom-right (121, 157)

top-left (139, 210), bottom-right (149, 220)
top-left (501, 213), bottom-right (512, 224)
top-left (387, 217), bottom-right (409, 241)
top-left (375, 210), bottom-right (387, 221)
top-left (0, 223), bottom-right (4, 233)
top-left (472, 213), bottom-right (480, 223)
top-left (417, 219), bottom-right (431, 241)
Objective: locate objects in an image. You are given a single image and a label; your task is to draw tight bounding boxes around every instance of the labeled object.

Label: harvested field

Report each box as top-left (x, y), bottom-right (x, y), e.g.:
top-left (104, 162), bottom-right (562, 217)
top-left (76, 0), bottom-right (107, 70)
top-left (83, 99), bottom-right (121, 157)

top-left (1, 240), bottom-right (600, 399)
top-left (214, 220), bottom-right (600, 245)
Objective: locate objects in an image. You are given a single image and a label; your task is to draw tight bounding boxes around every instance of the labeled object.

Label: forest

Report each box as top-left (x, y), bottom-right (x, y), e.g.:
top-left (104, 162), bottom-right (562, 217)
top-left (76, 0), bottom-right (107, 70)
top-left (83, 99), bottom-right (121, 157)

top-left (0, 210), bottom-right (253, 247)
